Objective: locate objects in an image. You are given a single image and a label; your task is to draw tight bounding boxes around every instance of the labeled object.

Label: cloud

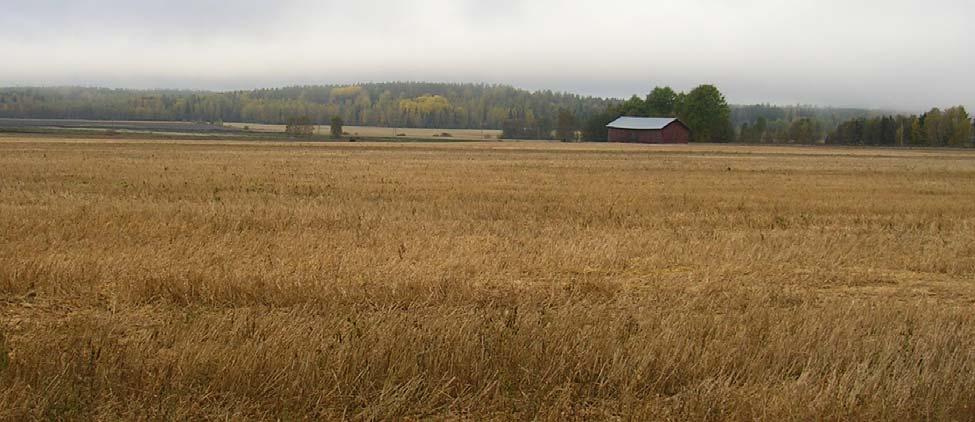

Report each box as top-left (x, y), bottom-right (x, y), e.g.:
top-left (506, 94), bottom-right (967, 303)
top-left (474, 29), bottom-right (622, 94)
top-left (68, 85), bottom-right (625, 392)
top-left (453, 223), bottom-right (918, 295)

top-left (1, 0), bottom-right (973, 110)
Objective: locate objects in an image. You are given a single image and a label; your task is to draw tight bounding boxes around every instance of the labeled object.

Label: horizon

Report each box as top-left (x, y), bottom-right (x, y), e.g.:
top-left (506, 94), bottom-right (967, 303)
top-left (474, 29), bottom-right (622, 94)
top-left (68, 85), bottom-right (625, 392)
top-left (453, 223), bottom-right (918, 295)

top-left (3, 0), bottom-right (973, 113)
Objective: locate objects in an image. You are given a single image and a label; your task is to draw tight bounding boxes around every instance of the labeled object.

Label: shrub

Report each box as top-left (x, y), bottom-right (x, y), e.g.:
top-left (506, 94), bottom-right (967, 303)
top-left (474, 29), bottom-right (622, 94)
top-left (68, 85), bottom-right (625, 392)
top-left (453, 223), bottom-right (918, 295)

top-left (330, 117), bottom-right (343, 138)
top-left (285, 117), bottom-right (314, 136)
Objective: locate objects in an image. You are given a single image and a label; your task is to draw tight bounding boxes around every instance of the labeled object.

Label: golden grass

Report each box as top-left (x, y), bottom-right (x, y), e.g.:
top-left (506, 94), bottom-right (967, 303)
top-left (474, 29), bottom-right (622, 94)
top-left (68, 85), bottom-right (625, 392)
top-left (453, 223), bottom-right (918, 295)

top-left (224, 122), bottom-right (502, 140)
top-left (1, 136), bottom-right (975, 420)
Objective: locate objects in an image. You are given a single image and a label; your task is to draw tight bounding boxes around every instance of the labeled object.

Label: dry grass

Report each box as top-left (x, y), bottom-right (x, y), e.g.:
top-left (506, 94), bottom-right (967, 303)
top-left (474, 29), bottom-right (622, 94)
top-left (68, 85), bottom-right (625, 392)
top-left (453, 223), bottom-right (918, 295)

top-left (225, 123), bottom-right (502, 140)
top-left (1, 136), bottom-right (975, 420)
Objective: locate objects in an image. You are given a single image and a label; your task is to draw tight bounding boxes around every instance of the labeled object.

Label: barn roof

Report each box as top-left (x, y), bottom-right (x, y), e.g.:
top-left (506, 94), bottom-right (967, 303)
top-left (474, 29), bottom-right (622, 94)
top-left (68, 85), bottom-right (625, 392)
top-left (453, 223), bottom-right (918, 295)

top-left (606, 116), bottom-right (680, 130)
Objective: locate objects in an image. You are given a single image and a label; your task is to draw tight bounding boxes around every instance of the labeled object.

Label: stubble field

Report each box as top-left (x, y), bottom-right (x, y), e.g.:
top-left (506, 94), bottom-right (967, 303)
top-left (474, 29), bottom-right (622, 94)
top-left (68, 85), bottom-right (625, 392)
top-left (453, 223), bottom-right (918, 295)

top-left (1, 136), bottom-right (974, 420)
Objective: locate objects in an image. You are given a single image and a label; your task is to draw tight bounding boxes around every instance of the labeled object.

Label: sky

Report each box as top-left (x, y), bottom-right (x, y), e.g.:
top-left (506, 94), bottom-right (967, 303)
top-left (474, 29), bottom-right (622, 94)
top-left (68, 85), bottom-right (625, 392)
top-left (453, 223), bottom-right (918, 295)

top-left (2, 0), bottom-right (973, 111)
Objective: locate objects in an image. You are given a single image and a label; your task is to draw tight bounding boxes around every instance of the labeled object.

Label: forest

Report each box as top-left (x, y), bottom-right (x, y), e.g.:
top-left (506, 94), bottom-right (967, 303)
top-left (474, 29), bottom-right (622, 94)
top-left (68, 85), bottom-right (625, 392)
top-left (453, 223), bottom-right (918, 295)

top-left (0, 84), bottom-right (612, 131)
top-left (0, 84), bottom-right (865, 137)
top-left (1, 84), bottom-right (971, 146)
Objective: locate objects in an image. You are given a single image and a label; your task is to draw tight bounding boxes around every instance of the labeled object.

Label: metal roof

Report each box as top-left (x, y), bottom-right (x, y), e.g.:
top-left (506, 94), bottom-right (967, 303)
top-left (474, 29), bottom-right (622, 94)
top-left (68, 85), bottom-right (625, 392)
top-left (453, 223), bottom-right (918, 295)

top-left (606, 116), bottom-right (679, 130)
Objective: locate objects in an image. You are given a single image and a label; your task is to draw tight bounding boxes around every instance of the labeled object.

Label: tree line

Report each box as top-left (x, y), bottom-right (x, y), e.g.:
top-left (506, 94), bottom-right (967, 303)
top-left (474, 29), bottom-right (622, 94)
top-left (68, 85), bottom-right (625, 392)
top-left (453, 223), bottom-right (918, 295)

top-left (2, 84), bottom-right (969, 146)
top-left (826, 107), bottom-right (972, 147)
top-left (734, 106), bottom-right (973, 147)
top-left (0, 84), bottom-right (872, 140)
top-left (577, 85), bottom-right (934, 144)
top-left (734, 104), bottom-right (892, 144)
top-left (0, 84), bottom-right (613, 132)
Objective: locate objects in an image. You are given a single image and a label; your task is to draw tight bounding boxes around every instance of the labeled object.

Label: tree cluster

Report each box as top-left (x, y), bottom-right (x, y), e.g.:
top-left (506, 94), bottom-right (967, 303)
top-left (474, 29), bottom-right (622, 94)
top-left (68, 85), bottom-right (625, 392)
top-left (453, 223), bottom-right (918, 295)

top-left (285, 116), bottom-right (315, 136)
top-left (827, 107), bottom-right (971, 147)
top-left (582, 85), bottom-right (734, 142)
top-left (739, 117), bottom-right (825, 144)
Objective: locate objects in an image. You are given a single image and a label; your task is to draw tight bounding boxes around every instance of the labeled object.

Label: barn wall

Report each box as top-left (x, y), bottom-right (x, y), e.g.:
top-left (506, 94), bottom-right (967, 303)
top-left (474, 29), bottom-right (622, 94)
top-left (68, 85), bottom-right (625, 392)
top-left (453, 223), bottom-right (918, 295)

top-left (660, 122), bottom-right (691, 143)
top-left (607, 123), bottom-right (690, 144)
top-left (607, 128), bottom-right (633, 142)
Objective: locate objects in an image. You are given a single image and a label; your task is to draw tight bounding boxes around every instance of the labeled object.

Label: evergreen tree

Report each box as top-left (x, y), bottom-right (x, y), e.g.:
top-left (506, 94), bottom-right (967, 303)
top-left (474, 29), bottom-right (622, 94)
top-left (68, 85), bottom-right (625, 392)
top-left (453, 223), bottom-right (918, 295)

top-left (555, 109), bottom-right (577, 141)
top-left (582, 108), bottom-right (619, 142)
top-left (740, 123), bottom-right (751, 142)
top-left (911, 117), bottom-right (925, 145)
top-left (754, 117), bottom-right (768, 143)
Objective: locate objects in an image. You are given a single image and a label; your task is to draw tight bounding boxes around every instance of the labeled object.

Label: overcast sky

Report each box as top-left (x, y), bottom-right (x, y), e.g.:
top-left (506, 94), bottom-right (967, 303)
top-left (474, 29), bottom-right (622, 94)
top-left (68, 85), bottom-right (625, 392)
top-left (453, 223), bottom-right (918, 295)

top-left (2, 0), bottom-right (973, 111)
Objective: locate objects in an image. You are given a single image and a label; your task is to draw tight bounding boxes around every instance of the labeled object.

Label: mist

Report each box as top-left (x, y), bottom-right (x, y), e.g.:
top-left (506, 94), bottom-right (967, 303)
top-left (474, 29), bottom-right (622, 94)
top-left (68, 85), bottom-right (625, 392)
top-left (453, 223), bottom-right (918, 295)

top-left (2, 0), bottom-right (973, 111)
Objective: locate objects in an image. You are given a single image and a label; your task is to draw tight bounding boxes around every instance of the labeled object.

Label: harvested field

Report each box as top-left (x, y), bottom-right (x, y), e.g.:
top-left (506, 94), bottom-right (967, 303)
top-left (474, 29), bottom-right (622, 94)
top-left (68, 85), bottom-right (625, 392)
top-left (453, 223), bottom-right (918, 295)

top-left (1, 136), bottom-right (974, 420)
top-left (0, 118), bottom-right (238, 133)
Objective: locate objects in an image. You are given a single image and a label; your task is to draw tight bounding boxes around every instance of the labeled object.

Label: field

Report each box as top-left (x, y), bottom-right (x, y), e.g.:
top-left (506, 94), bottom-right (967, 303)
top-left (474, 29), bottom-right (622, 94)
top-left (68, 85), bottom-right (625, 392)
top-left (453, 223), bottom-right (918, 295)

top-left (1, 135), bottom-right (975, 420)
top-left (0, 118), bottom-right (236, 134)
top-left (0, 118), bottom-right (502, 141)
top-left (224, 122), bottom-right (502, 140)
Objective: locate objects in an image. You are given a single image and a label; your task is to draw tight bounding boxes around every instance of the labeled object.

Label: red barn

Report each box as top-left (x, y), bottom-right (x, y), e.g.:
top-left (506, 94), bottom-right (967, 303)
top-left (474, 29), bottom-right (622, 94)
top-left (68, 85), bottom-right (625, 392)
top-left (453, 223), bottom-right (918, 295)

top-left (606, 117), bottom-right (691, 144)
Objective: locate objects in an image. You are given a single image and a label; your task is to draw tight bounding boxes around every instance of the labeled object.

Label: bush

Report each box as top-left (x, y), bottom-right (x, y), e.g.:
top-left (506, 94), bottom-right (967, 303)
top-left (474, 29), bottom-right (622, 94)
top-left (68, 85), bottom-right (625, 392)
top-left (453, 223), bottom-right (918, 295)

top-left (285, 116), bottom-right (314, 136)
top-left (330, 117), bottom-right (344, 138)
